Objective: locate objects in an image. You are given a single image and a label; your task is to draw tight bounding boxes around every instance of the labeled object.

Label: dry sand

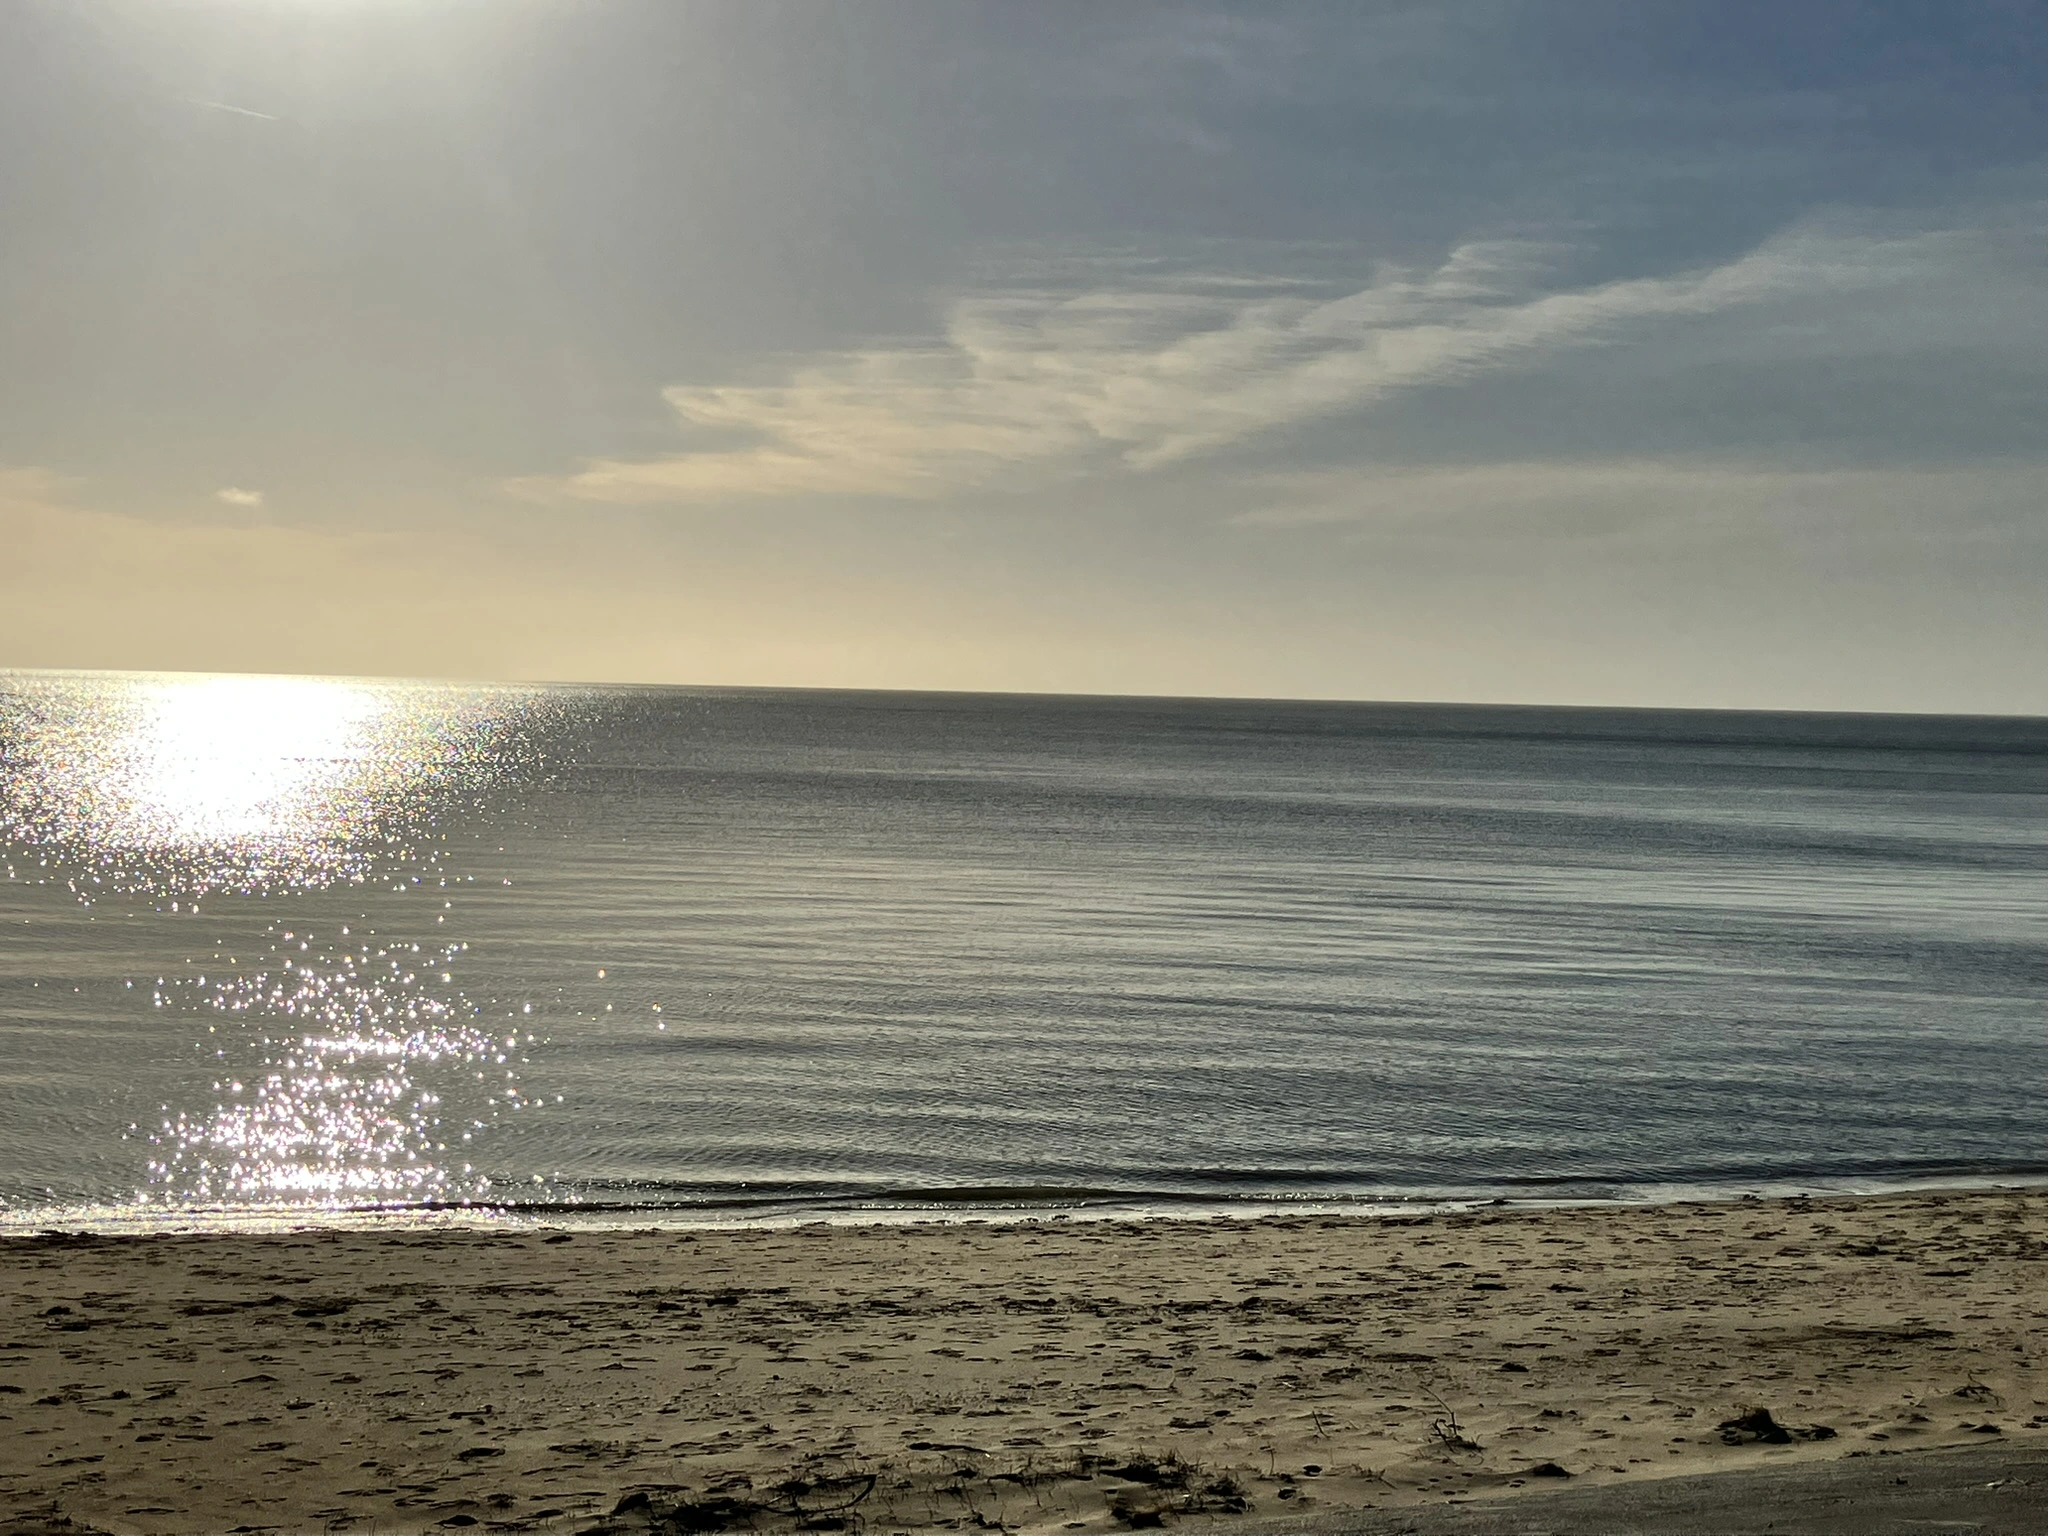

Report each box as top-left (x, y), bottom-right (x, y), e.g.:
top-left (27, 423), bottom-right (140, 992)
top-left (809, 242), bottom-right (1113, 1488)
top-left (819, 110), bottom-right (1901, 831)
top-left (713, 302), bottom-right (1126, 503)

top-left (2, 1189), bottom-right (2044, 1536)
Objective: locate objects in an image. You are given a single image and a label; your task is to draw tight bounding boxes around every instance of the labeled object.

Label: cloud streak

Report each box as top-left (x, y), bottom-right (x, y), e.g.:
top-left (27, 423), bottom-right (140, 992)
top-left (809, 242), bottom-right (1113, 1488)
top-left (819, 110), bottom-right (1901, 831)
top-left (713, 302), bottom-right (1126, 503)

top-left (518, 220), bottom-right (1958, 506)
top-left (1229, 460), bottom-right (2048, 541)
top-left (182, 98), bottom-right (280, 122)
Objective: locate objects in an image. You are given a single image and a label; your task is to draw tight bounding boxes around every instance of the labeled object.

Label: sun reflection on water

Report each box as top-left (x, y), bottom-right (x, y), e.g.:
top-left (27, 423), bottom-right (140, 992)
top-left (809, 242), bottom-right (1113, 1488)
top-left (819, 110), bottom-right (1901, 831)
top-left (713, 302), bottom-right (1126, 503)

top-left (143, 922), bottom-right (531, 1205)
top-left (117, 675), bottom-right (383, 849)
top-left (0, 671), bottom-right (525, 898)
top-left (0, 670), bottom-right (555, 1210)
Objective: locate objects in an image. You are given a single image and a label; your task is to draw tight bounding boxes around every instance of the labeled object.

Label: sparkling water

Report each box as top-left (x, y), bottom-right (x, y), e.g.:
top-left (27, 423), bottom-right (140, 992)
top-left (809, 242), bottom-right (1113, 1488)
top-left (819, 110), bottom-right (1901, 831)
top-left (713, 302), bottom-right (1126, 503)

top-left (2, 671), bottom-right (2043, 1223)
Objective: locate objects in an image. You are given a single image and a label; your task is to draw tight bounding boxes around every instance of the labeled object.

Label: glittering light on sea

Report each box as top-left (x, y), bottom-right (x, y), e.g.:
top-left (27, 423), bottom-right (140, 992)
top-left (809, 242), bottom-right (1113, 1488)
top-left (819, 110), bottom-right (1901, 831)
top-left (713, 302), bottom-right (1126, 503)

top-left (0, 671), bottom-right (535, 899)
top-left (142, 923), bottom-right (533, 1204)
top-left (0, 671), bottom-right (557, 1209)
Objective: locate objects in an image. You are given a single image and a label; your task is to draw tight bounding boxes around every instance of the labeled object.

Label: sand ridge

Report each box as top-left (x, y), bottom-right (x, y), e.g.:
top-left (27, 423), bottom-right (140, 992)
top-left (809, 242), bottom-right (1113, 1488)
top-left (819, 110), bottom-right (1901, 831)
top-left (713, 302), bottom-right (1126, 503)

top-left (2, 1188), bottom-right (2044, 1536)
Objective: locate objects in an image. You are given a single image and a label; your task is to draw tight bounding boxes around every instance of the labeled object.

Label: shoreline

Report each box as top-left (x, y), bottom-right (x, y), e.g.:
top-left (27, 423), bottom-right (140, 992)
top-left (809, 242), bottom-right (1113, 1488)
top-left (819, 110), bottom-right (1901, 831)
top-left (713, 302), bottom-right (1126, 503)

top-left (8, 1169), bottom-right (2048, 1237)
top-left (4, 1186), bottom-right (2044, 1535)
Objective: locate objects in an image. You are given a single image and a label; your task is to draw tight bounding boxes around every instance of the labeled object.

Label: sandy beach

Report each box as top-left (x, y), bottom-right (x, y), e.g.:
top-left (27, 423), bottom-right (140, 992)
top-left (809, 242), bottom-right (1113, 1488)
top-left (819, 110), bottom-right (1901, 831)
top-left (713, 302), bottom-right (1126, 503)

top-left (3, 1188), bottom-right (2044, 1536)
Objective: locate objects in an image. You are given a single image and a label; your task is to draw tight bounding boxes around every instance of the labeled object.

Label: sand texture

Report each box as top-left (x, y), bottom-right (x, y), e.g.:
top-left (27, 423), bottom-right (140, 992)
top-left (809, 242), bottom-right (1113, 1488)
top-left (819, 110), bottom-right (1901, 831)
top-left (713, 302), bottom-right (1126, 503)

top-left (2, 1189), bottom-right (2045, 1536)
top-left (1283, 1440), bottom-right (2048, 1534)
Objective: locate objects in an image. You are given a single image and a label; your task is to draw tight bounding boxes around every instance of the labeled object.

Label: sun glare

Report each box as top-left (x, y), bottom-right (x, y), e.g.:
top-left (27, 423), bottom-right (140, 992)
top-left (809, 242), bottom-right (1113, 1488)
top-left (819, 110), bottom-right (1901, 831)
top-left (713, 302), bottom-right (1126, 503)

top-left (116, 674), bottom-right (383, 847)
top-left (0, 670), bottom-right (523, 899)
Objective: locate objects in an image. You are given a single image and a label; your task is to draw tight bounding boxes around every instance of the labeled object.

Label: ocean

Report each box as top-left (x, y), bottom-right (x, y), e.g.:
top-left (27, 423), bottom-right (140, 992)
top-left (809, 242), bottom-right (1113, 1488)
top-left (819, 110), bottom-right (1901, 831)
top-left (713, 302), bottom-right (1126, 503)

top-left (1, 670), bottom-right (2044, 1227)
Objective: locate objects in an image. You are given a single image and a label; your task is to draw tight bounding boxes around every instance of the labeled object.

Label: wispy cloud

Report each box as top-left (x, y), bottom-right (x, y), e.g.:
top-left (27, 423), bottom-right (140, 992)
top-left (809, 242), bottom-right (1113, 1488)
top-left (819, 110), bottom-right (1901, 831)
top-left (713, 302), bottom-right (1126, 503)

top-left (182, 98), bottom-right (279, 122)
top-left (1229, 460), bottom-right (2048, 541)
top-left (215, 486), bottom-right (265, 508)
top-left (515, 220), bottom-right (1958, 507)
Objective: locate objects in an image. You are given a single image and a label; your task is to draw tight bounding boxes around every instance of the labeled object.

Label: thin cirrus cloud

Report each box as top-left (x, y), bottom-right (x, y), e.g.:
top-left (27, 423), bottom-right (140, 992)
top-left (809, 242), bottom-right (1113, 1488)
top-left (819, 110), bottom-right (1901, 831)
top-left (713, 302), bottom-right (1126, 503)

top-left (514, 218), bottom-right (1956, 508)
top-left (1230, 460), bottom-right (2048, 540)
top-left (215, 487), bottom-right (265, 509)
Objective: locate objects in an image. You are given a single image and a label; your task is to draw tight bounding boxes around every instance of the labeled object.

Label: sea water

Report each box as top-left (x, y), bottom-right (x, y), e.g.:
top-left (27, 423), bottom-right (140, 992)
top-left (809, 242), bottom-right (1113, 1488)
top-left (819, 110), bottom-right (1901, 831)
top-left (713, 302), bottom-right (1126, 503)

top-left (1, 671), bottom-right (2043, 1225)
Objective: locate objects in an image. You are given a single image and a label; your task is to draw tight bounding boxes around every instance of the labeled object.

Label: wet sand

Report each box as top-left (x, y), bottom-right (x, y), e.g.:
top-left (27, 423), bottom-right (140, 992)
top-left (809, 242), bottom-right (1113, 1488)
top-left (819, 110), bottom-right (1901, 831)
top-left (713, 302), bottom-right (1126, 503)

top-left (1287, 1440), bottom-right (2048, 1534)
top-left (2, 1188), bottom-right (2044, 1536)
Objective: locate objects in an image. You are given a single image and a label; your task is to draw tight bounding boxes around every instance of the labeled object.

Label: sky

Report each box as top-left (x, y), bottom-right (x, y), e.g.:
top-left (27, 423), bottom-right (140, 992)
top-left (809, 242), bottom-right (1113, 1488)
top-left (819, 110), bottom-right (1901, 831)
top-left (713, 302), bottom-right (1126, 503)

top-left (3, 0), bottom-right (2045, 711)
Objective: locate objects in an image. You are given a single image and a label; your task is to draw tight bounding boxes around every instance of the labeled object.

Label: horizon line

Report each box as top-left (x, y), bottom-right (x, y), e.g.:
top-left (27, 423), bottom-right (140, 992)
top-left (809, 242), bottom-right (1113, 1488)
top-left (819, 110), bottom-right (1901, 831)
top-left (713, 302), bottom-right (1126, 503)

top-left (3, 663), bottom-right (2044, 726)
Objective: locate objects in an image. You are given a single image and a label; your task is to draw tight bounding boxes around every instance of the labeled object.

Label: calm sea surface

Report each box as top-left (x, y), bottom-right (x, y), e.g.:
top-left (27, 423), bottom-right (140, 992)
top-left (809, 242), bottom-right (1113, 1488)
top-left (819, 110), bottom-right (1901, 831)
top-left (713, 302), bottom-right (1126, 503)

top-left (1, 671), bottom-right (2044, 1226)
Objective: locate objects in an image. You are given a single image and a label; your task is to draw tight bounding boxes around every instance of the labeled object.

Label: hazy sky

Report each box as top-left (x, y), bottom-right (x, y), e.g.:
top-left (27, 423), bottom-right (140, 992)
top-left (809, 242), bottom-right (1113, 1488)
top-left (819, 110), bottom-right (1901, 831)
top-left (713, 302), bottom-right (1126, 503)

top-left (4, 0), bottom-right (2045, 709)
